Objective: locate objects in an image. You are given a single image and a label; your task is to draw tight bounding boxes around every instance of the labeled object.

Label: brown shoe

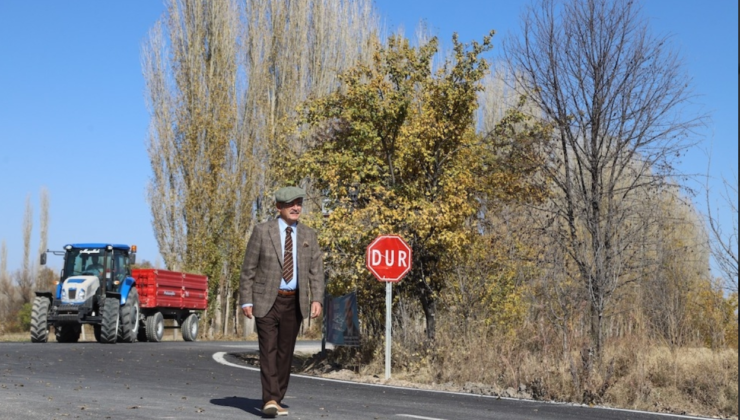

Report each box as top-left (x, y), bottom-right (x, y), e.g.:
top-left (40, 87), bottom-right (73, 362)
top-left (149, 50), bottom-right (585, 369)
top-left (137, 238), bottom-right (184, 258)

top-left (262, 400), bottom-right (279, 417)
top-left (276, 403), bottom-right (289, 416)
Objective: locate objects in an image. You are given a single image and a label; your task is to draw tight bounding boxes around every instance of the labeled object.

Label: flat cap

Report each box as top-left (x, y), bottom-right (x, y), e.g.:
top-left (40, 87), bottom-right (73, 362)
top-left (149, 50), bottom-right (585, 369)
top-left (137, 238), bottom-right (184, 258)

top-left (275, 186), bottom-right (306, 203)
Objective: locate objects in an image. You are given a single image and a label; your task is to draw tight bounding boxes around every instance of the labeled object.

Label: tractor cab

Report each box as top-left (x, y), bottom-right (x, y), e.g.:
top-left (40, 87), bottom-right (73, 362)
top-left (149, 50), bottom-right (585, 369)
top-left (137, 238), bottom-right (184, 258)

top-left (41, 243), bottom-right (137, 300)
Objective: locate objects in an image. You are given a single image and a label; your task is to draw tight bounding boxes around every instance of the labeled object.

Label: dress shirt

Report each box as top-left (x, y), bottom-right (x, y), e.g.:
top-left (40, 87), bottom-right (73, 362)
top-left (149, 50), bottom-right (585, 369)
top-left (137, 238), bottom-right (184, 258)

top-left (277, 217), bottom-right (298, 290)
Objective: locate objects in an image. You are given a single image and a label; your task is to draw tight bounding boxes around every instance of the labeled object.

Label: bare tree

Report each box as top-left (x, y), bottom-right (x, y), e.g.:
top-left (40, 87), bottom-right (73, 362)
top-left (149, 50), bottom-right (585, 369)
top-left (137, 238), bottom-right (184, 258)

top-left (18, 195), bottom-right (34, 303)
top-left (0, 240), bottom-right (11, 331)
top-left (244, 0), bottom-right (378, 216)
top-left (144, 0), bottom-right (243, 336)
top-left (642, 187), bottom-right (711, 349)
top-left (38, 188), bottom-right (49, 258)
top-left (478, 63), bottom-right (520, 134)
top-left (36, 188), bottom-right (54, 292)
top-left (503, 0), bottom-right (704, 356)
top-left (706, 175), bottom-right (738, 294)
top-left (239, 0), bottom-right (378, 335)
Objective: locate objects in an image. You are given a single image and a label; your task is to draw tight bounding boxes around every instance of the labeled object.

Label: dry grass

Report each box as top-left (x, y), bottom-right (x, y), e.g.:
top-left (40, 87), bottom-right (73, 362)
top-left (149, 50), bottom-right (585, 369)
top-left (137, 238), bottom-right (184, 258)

top-left (0, 332), bottom-right (28, 342)
top-left (625, 346), bottom-right (738, 417)
top-left (373, 314), bottom-right (739, 420)
top-left (299, 334), bottom-right (727, 416)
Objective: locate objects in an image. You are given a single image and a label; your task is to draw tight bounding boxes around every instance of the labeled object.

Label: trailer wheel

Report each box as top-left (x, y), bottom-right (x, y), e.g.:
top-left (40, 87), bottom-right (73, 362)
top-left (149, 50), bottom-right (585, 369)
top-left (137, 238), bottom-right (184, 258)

top-left (181, 313), bottom-right (199, 342)
top-left (56, 324), bottom-right (81, 343)
top-left (118, 288), bottom-right (140, 343)
top-left (30, 296), bottom-right (50, 343)
top-left (99, 297), bottom-right (120, 344)
top-left (145, 312), bottom-right (164, 342)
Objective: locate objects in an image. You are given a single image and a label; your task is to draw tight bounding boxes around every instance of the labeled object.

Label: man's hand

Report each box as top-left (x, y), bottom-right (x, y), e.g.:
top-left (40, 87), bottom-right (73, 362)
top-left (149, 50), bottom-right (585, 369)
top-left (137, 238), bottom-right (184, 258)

top-left (310, 302), bottom-right (322, 319)
top-left (242, 305), bottom-right (253, 319)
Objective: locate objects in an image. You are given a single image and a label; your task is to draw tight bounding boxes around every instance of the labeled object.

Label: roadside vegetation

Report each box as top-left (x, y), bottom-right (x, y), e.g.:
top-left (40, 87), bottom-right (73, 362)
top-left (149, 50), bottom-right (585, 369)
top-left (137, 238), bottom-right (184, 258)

top-left (1, 0), bottom-right (736, 418)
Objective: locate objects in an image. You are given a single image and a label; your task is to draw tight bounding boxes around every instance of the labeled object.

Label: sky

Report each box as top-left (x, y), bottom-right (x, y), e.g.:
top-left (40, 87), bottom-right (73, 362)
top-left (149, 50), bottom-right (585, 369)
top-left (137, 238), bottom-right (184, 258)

top-left (0, 0), bottom-right (737, 275)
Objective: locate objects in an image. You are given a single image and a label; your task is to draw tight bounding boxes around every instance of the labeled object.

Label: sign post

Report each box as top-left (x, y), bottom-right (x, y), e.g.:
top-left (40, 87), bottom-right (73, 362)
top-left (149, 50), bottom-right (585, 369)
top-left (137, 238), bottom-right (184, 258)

top-left (366, 235), bottom-right (412, 380)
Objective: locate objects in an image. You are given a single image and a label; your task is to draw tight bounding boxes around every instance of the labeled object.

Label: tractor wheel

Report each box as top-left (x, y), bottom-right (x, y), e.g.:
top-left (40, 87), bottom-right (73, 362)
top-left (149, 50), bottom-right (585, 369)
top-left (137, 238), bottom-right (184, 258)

top-left (56, 324), bottom-right (81, 343)
top-left (145, 312), bottom-right (164, 343)
top-left (118, 288), bottom-right (140, 343)
top-left (99, 297), bottom-right (120, 344)
top-left (181, 313), bottom-right (199, 342)
top-left (30, 297), bottom-right (50, 343)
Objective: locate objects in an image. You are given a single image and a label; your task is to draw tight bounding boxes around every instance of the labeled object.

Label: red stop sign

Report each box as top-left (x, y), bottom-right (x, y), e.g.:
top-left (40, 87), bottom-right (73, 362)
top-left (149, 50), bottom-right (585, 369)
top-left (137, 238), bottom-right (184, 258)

top-left (366, 235), bottom-right (412, 282)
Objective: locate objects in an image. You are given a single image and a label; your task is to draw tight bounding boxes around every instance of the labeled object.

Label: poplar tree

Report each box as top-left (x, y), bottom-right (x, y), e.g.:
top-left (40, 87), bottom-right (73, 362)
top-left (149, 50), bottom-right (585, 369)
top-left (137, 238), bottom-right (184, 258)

top-left (143, 0), bottom-right (378, 335)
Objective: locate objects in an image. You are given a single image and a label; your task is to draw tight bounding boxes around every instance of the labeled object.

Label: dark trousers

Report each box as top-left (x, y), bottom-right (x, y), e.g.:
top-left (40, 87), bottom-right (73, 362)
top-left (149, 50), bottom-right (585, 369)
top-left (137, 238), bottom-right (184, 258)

top-left (255, 294), bottom-right (302, 404)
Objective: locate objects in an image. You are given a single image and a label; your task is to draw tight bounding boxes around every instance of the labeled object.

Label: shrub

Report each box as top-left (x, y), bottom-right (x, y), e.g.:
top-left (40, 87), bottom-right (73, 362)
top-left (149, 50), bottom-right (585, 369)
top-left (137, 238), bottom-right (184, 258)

top-left (16, 302), bottom-right (33, 332)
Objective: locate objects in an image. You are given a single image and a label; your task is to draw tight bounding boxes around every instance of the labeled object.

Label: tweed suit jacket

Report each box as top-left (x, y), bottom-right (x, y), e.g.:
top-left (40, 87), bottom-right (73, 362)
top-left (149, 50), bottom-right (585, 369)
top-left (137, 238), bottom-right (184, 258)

top-left (239, 218), bottom-right (324, 319)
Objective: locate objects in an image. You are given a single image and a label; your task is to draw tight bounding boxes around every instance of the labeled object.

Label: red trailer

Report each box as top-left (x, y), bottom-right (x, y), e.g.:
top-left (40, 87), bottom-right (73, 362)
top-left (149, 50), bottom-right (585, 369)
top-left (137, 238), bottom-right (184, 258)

top-left (132, 269), bottom-right (208, 342)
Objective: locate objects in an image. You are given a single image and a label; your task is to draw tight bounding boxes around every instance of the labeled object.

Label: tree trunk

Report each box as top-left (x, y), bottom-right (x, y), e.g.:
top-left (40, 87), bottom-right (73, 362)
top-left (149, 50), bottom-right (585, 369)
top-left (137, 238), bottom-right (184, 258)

top-left (223, 281), bottom-right (230, 336)
top-left (214, 289), bottom-right (223, 337)
top-left (417, 278), bottom-right (436, 341)
top-left (590, 301), bottom-right (602, 358)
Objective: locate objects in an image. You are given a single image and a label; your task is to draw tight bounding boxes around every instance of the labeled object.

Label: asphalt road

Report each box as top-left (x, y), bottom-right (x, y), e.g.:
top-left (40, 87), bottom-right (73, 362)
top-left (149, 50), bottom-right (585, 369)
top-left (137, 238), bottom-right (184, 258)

top-left (0, 341), bottom-right (714, 420)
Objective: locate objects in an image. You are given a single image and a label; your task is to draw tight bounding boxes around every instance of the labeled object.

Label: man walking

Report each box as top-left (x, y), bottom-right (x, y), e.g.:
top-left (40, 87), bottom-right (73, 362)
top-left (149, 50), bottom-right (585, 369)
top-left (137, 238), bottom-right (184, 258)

top-left (240, 186), bottom-right (324, 417)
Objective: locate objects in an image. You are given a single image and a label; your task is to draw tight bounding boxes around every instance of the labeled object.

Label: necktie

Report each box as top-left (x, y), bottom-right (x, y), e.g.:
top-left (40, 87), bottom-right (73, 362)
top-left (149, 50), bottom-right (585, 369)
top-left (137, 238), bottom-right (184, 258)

top-left (283, 226), bottom-right (293, 282)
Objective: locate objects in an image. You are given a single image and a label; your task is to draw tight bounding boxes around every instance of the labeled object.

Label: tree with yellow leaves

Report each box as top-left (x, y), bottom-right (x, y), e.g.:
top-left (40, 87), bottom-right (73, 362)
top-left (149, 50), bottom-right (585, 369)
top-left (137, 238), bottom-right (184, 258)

top-left (282, 32), bottom-right (544, 340)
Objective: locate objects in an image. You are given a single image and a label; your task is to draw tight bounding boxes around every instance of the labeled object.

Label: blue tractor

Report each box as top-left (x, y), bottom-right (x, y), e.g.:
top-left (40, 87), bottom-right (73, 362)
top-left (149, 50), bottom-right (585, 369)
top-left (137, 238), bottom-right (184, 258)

top-left (31, 243), bottom-right (140, 344)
